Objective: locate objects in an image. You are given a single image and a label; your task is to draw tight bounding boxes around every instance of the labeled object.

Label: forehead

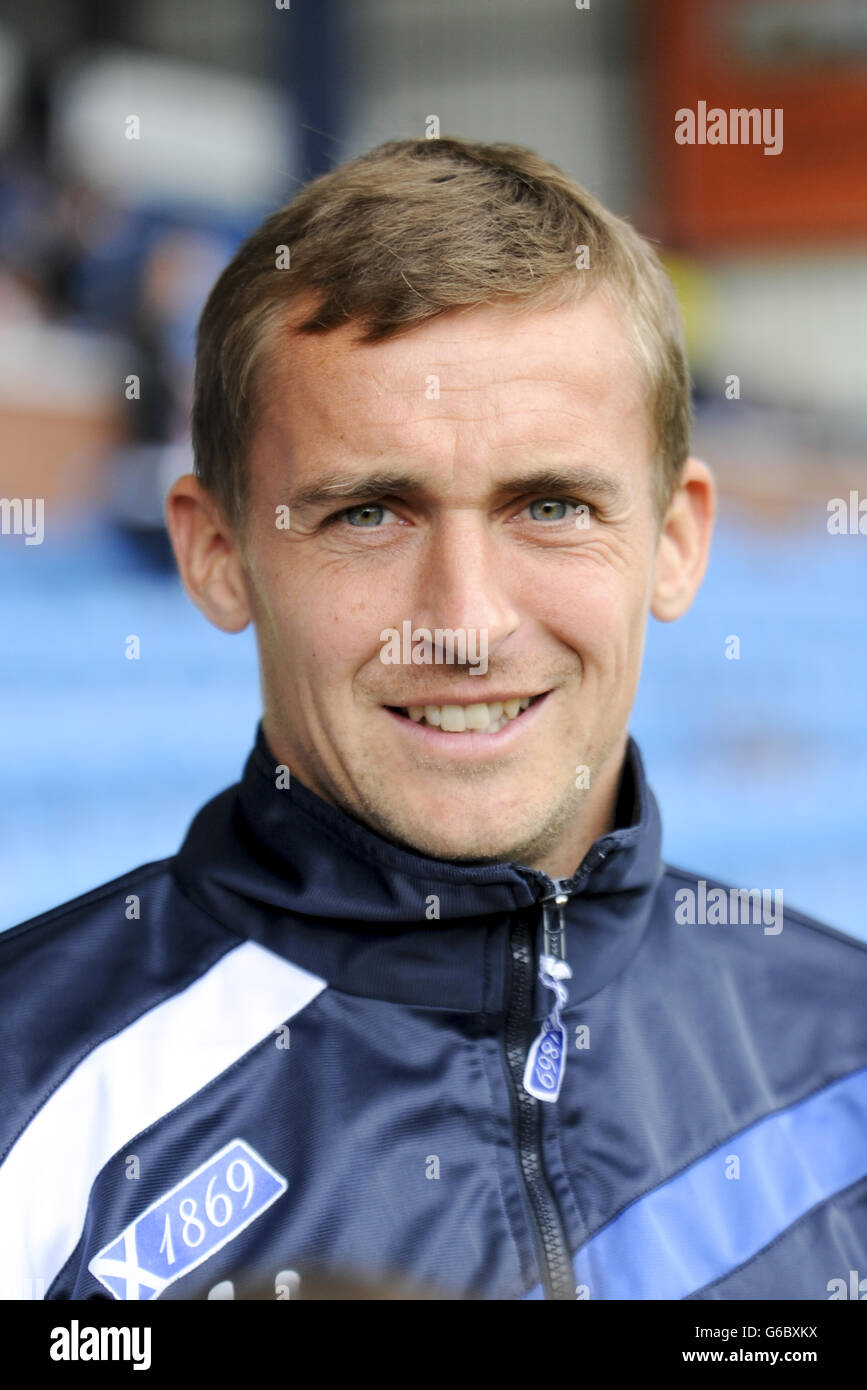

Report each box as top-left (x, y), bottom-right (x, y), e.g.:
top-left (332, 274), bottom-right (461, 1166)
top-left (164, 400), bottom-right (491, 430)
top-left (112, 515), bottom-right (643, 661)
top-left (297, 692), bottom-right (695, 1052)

top-left (253, 290), bottom-right (651, 468)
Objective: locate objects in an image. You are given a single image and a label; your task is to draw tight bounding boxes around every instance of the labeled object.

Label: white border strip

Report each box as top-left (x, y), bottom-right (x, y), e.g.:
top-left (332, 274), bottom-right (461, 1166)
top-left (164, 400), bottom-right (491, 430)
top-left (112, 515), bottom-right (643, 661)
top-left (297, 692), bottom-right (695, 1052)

top-left (0, 941), bottom-right (325, 1299)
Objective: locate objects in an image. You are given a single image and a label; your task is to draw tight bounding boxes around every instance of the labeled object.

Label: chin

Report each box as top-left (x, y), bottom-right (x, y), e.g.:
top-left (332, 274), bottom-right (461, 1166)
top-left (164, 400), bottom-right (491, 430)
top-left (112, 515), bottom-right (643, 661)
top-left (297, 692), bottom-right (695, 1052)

top-left (374, 778), bottom-right (563, 861)
top-left (351, 779), bottom-right (559, 866)
top-left (394, 817), bottom-right (531, 866)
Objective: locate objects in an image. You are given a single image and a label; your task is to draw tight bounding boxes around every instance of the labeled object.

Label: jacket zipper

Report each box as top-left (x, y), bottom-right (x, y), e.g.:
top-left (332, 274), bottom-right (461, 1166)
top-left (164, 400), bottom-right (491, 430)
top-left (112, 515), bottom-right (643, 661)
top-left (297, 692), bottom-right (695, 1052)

top-left (503, 851), bottom-right (609, 1301)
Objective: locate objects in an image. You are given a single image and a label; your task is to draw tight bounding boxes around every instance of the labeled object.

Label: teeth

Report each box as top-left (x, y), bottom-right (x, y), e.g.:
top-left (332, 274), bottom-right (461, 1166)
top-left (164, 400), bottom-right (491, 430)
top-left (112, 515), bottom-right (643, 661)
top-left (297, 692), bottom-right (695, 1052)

top-left (464, 703), bottom-right (490, 730)
top-left (402, 697), bottom-right (537, 733)
top-left (440, 705), bottom-right (466, 732)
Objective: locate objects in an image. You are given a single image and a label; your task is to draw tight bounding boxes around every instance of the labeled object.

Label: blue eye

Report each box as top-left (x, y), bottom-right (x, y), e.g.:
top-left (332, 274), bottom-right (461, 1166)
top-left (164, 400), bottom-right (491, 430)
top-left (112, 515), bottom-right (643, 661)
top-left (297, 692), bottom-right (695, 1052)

top-left (344, 503), bottom-right (388, 526)
top-left (528, 498), bottom-right (572, 521)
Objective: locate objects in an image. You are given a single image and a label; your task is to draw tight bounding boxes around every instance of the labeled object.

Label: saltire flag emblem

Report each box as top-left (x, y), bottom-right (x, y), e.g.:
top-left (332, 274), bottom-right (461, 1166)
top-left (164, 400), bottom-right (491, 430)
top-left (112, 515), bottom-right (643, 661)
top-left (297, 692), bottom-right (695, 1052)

top-left (88, 1138), bottom-right (287, 1300)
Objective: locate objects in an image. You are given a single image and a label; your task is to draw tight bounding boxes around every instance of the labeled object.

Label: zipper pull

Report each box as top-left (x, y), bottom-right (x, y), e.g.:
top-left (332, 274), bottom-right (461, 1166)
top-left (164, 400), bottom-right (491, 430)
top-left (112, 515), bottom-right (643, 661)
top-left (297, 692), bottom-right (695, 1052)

top-left (523, 888), bottom-right (572, 1103)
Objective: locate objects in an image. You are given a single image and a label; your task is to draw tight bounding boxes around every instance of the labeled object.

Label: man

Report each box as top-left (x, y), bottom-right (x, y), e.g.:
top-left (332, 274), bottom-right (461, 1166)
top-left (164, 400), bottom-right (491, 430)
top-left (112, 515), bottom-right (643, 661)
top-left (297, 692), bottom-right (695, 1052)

top-left (2, 137), bottom-right (866, 1303)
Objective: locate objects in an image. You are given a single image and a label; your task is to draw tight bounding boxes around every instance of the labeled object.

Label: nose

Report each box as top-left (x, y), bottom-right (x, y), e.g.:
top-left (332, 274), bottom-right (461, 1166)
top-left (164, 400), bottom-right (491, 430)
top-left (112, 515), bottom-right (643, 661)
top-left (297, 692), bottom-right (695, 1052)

top-left (408, 509), bottom-right (520, 660)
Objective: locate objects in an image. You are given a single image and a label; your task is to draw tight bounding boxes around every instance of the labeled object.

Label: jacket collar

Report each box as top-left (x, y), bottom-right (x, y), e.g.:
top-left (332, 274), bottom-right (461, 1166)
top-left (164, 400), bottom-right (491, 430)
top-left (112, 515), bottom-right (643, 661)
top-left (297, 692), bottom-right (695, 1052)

top-left (172, 721), bottom-right (664, 1013)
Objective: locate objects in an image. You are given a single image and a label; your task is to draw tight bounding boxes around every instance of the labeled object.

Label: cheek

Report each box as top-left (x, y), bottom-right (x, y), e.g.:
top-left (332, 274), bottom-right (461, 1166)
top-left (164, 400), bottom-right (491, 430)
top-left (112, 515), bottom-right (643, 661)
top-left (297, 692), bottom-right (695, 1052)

top-left (535, 558), bottom-right (648, 679)
top-left (273, 581), bottom-right (385, 690)
top-left (249, 535), bottom-right (394, 685)
top-left (532, 560), bottom-right (623, 639)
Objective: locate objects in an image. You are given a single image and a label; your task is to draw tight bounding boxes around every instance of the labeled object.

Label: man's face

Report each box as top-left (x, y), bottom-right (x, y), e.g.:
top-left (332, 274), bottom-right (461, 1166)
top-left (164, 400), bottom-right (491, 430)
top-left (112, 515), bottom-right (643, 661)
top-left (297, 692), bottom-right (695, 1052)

top-left (237, 293), bottom-right (666, 869)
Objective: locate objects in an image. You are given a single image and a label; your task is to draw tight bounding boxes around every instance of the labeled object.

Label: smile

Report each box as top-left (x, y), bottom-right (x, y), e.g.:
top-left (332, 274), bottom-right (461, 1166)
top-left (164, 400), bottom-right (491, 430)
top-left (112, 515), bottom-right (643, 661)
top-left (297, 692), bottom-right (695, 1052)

top-left (386, 692), bottom-right (548, 736)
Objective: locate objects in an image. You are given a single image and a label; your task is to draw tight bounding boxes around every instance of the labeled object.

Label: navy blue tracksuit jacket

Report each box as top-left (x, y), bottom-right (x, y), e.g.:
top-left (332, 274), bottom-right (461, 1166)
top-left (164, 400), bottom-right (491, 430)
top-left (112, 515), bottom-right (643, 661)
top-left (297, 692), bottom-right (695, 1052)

top-left (2, 724), bottom-right (866, 1301)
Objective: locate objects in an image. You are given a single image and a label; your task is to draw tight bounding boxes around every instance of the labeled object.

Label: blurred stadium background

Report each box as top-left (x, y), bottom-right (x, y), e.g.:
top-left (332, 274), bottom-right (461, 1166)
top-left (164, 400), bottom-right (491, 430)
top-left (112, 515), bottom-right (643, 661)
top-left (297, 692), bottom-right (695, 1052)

top-left (1, 0), bottom-right (865, 938)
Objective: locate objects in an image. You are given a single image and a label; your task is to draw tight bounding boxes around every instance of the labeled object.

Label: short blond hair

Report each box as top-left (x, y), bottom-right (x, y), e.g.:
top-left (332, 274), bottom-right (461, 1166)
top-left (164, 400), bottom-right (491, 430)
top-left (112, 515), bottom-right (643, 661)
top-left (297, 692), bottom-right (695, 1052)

top-left (193, 137), bottom-right (691, 528)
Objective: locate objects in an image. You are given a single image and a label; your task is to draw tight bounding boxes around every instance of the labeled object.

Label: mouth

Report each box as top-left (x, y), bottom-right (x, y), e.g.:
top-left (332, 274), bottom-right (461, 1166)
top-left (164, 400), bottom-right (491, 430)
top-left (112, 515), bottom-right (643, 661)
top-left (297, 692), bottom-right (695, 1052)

top-left (385, 692), bottom-right (548, 735)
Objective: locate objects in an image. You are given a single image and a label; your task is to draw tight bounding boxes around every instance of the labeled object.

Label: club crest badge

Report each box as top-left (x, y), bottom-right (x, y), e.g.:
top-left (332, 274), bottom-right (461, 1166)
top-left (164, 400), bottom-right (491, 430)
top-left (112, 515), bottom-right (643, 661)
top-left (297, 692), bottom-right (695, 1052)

top-left (88, 1139), bottom-right (287, 1300)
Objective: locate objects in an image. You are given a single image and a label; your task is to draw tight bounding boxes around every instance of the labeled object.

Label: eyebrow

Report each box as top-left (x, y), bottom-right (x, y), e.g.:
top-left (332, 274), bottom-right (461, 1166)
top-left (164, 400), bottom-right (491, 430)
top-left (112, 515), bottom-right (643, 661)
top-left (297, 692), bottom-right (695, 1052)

top-left (285, 465), bottom-right (626, 510)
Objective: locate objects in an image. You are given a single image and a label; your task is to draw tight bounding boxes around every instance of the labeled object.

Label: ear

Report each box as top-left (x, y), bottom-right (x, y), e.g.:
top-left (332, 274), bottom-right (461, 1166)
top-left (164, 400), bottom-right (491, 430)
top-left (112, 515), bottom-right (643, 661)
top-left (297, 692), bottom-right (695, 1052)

top-left (650, 457), bottom-right (716, 622)
top-left (164, 474), bottom-right (251, 632)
